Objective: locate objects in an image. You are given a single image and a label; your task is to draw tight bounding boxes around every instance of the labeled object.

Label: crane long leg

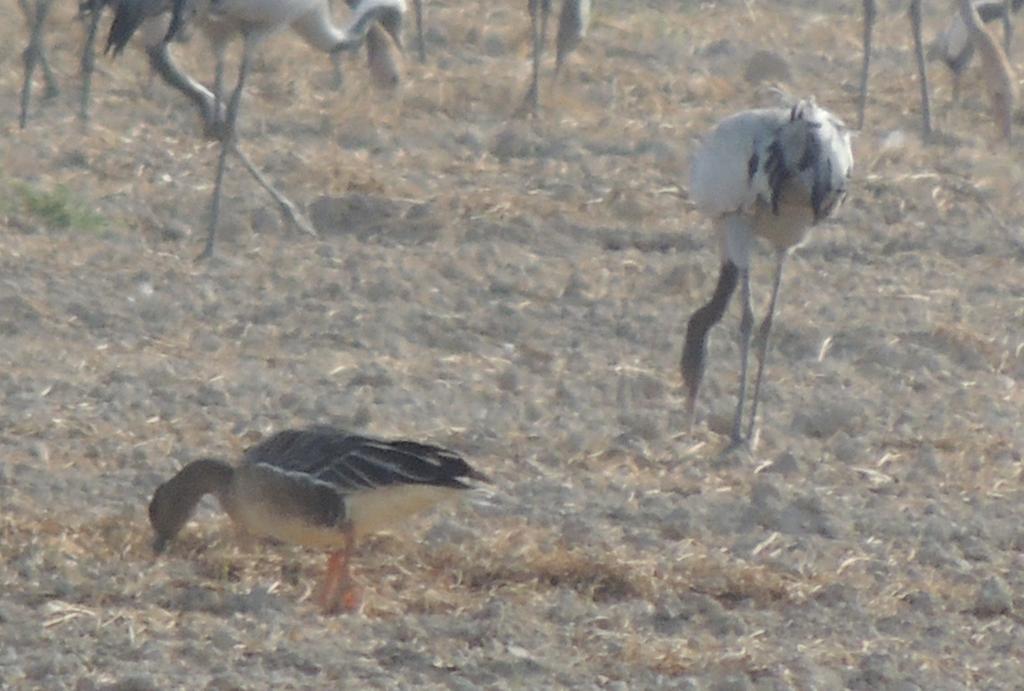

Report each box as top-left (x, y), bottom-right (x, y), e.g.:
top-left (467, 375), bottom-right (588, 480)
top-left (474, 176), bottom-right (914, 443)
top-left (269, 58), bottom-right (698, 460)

top-left (413, 0), bottom-right (425, 63)
top-left (909, 0), bottom-right (933, 137)
top-left (731, 267), bottom-right (754, 446)
top-left (1005, 0), bottom-right (1014, 52)
top-left (858, 0), bottom-right (876, 130)
top-left (330, 52), bottom-right (345, 88)
top-left (80, 3), bottom-right (103, 123)
top-left (39, 46), bottom-right (60, 100)
top-left (745, 251), bottom-right (786, 442)
top-left (36, 2), bottom-right (60, 100)
top-left (681, 261), bottom-right (739, 431)
top-left (230, 145), bottom-right (318, 238)
top-left (201, 43), bottom-right (255, 261)
top-left (40, 52), bottom-right (59, 100)
top-left (213, 52), bottom-right (227, 133)
top-left (20, 0), bottom-right (60, 100)
top-left (19, 0), bottom-right (56, 129)
top-left (518, 0), bottom-right (551, 116)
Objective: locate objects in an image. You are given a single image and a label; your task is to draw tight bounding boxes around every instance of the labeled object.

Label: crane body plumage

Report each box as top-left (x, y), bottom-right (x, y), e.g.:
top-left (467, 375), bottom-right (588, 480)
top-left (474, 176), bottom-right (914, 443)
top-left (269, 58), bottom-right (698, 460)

top-left (683, 101), bottom-right (853, 447)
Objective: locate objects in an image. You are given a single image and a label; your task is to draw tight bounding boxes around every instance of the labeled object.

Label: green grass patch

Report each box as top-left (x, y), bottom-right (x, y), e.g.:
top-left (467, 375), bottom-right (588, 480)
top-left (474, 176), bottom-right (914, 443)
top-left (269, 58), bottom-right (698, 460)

top-left (3, 181), bottom-right (106, 232)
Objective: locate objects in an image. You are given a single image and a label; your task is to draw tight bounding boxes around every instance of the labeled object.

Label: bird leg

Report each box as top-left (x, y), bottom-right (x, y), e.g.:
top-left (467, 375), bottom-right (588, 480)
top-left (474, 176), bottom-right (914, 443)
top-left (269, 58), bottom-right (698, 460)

top-left (37, 23), bottom-right (60, 100)
top-left (230, 145), bottom-right (318, 238)
top-left (19, 0), bottom-right (57, 129)
top-left (413, 0), bottom-right (426, 63)
top-left (517, 0), bottom-right (552, 117)
top-left (330, 52), bottom-right (345, 89)
top-left (681, 261), bottom-right (738, 432)
top-left (79, 2), bottom-right (103, 124)
top-left (18, 0), bottom-right (60, 103)
top-left (1005, 0), bottom-right (1014, 52)
top-left (202, 48), bottom-right (316, 256)
top-left (857, 0), bottom-right (876, 130)
top-left (32, 0), bottom-right (61, 101)
top-left (317, 528), bottom-right (361, 614)
top-left (909, 0), bottom-right (933, 137)
top-left (745, 251), bottom-right (786, 442)
top-left (730, 267), bottom-right (755, 447)
top-left (201, 43), bottom-right (254, 261)
top-left (213, 47), bottom-right (228, 134)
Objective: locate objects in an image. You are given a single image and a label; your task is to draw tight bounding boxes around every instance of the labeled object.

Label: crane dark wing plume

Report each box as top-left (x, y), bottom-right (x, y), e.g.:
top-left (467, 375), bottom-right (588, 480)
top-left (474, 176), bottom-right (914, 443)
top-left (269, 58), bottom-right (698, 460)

top-left (106, 0), bottom-right (171, 55)
top-left (164, 0), bottom-right (192, 45)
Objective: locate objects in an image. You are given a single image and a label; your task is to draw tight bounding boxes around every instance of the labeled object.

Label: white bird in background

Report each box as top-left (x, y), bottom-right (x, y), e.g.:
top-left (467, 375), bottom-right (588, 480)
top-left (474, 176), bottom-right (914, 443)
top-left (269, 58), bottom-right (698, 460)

top-left (518, 0), bottom-right (591, 116)
top-left (858, 0), bottom-right (932, 135)
top-left (683, 100), bottom-right (854, 448)
top-left (106, 0), bottom-right (406, 259)
top-left (930, 0), bottom-right (1020, 104)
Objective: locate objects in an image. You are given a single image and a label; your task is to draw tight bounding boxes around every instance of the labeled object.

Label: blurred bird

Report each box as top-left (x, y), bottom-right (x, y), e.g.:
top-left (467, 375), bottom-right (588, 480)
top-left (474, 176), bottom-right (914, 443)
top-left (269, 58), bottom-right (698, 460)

top-left (930, 0), bottom-right (1021, 104)
top-left (330, 0), bottom-right (407, 90)
top-left (683, 100), bottom-right (853, 448)
top-left (149, 426), bottom-right (489, 613)
top-left (957, 0), bottom-right (1017, 140)
top-left (366, 23), bottom-right (403, 91)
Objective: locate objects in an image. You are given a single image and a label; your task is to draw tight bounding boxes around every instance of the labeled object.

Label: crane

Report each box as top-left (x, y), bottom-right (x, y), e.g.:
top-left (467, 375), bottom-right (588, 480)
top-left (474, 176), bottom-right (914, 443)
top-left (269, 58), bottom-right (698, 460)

top-left (683, 100), bottom-right (854, 449)
top-left (106, 0), bottom-right (407, 259)
top-left (930, 0), bottom-right (1020, 105)
top-left (957, 0), bottom-right (1017, 139)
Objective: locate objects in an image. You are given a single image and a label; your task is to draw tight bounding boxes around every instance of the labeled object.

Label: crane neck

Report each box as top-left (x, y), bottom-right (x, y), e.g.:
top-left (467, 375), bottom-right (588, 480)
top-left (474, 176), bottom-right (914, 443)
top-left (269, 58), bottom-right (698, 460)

top-left (290, 0), bottom-right (402, 54)
top-left (960, 0), bottom-right (993, 37)
top-left (145, 44), bottom-right (219, 132)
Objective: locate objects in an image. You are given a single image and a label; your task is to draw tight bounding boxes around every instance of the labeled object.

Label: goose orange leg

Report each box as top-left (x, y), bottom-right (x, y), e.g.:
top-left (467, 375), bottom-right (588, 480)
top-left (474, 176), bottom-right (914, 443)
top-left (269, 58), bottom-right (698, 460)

top-left (317, 528), bottom-right (361, 614)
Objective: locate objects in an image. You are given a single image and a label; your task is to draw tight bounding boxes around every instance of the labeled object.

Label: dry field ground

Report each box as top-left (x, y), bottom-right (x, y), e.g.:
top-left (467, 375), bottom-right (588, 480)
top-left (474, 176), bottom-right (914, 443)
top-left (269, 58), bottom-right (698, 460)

top-left (2, 0), bottom-right (1024, 688)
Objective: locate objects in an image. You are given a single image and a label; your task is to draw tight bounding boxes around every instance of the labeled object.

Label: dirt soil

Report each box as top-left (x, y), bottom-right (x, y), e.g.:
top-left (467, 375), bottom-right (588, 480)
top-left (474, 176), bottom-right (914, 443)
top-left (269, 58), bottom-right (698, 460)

top-left (3, 0), bottom-right (1024, 688)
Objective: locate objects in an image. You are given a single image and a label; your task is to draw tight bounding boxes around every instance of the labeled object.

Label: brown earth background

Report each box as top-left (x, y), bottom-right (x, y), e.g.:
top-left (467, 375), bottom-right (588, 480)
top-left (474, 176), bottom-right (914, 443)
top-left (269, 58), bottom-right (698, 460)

top-left (3, 0), bottom-right (1024, 688)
